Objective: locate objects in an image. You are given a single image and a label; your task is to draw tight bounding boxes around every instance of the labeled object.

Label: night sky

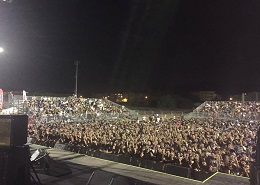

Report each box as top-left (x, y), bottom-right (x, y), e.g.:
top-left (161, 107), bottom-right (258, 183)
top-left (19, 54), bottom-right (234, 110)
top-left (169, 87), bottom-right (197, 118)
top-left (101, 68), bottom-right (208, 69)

top-left (0, 0), bottom-right (260, 96)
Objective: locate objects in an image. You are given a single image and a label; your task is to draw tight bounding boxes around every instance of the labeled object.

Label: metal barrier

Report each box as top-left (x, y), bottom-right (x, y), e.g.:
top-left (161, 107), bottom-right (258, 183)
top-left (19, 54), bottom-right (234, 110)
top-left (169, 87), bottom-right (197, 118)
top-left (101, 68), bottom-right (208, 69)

top-left (191, 170), bottom-right (215, 181)
top-left (33, 112), bottom-right (138, 123)
top-left (130, 157), bottom-right (142, 167)
top-left (191, 111), bottom-right (260, 121)
top-left (164, 164), bottom-right (191, 178)
top-left (100, 153), bottom-right (116, 161)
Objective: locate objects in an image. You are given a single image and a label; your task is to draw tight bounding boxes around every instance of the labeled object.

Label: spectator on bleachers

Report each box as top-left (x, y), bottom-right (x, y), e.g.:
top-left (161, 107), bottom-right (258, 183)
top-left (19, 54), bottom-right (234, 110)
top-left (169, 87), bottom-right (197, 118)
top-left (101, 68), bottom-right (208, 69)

top-left (26, 96), bottom-right (132, 122)
top-left (194, 101), bottom-right (260, 120)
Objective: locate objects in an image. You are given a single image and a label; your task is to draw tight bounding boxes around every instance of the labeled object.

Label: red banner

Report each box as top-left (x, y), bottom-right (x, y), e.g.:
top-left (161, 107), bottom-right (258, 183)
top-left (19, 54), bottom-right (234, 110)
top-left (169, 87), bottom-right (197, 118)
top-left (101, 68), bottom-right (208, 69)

top-left (0, 89), bottom-right (3, 109)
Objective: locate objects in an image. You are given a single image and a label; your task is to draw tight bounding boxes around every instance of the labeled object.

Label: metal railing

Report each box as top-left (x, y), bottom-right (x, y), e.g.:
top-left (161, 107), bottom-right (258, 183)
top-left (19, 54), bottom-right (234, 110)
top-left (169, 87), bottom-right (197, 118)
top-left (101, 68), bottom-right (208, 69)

top-left (33, 112), bottom-right (139, 123)
top-left (190, 111), bottom-right (260, 121)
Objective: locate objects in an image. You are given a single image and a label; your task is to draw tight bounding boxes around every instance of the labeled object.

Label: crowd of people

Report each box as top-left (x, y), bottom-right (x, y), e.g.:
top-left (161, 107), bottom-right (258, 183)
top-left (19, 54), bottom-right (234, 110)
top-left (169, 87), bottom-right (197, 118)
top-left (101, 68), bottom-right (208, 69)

top-left (28, 114), bottom-right (258, 178)
top-left (23, 98), bottom-right (260, 179)
top-left (194, 101), bottom-right (260, 120)
top-left (25, 96), bottom-right (133, 122)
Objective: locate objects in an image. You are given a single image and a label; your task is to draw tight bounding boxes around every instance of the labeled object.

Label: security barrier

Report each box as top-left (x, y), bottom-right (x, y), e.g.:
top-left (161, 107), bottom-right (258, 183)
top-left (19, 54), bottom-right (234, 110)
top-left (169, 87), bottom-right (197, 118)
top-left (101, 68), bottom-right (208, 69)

top-left (164, 164), bottom-right (191, 178)
top-left (78, 147), bottom-right (86, 154)
top-left (113, 155), bottom-right (120, 162)
top-left (93, 150), bottom-right (101, 158)
top-left (152, 161), bottom-right (165, 172)
top-left (191, 170), bottom-right (214, 181)
top-left (100, 153), bottom-right (115, 161)
top-left (140, 159), bottom-right (148, 168)
top-left (130, 157), bottom-right (141, 167)
top-left (86, 149), bottom-right (94, 157)
top-left (117, 155), bottom-right (131, 165)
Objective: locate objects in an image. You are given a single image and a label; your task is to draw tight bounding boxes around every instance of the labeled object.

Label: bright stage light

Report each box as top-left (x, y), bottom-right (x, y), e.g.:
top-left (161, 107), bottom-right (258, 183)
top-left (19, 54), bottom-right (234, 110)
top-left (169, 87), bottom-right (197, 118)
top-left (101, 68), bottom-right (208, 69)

top-left (0, 47), bottom-right (3, 53)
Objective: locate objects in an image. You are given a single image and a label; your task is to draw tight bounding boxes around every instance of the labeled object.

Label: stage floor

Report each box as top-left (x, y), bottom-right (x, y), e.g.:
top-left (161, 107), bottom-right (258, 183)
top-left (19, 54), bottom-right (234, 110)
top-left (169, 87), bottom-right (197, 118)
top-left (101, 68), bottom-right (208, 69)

top-left (30, 144), bottom-right (250, 185)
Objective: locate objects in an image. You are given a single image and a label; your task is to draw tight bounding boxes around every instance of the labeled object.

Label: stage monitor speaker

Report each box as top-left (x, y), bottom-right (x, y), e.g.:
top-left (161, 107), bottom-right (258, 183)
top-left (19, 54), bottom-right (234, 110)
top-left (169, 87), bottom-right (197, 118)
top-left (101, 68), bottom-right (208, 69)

top-left (0, 115), bottom-right (28, 147)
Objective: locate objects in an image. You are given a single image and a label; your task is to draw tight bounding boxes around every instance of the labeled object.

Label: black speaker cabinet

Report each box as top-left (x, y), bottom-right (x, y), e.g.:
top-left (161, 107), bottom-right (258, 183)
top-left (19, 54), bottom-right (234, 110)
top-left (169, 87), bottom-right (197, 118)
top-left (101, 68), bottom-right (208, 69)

top-left (0, 146), bottom-right (31, 185)
top-left (0, 115), bottom-right (28, 147)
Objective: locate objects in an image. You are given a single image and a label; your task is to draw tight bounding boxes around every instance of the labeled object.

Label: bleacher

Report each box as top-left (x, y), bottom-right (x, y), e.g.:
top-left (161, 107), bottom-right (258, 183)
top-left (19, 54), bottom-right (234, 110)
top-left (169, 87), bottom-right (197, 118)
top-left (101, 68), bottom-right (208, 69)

top-left (190, 101), bottom-right (260, 121)
top-left (8, 95), bottom-right (138, 122)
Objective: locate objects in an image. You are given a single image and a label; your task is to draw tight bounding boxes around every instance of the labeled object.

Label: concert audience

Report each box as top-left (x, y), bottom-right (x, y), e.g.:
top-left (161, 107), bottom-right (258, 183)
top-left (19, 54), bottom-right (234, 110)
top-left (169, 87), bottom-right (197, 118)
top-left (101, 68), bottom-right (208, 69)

top-left (28, 116), bottom-right (258, 178)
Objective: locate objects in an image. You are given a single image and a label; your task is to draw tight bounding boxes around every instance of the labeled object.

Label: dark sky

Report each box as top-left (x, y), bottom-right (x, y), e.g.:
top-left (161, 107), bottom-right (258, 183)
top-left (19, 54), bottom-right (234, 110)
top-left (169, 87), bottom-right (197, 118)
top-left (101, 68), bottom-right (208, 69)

top-left (0, 0), bottom-right (260, 96)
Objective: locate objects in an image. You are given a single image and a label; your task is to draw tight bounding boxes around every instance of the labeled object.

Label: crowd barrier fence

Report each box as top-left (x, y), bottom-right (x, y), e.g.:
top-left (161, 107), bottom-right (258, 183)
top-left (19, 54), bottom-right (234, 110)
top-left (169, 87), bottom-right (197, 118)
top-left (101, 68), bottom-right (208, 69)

top-left (190, 111), bottom-right (260, 121)
top-left (32, 112), bottom-right (138, 123)
top-left (164, 163), bottom-right (191, 178)
top-left (191, 170), bottom-right (215, 181)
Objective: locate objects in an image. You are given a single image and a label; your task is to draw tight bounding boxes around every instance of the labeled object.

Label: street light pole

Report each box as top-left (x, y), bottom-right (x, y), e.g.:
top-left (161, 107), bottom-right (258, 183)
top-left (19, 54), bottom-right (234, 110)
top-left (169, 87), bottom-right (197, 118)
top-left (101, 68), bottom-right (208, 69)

top-left (74, 60), bottom-right (79, 97)
top-left (242, 93), bottom-right (246, 103)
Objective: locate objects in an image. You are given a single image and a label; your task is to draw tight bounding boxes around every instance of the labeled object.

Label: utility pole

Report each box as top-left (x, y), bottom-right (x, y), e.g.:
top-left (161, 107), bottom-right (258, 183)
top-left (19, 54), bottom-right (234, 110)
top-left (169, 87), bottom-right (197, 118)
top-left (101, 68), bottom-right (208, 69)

top-left (74, 61), bottom-right (79, 97)
top-left (242, 93), bottom-right (246, 103)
